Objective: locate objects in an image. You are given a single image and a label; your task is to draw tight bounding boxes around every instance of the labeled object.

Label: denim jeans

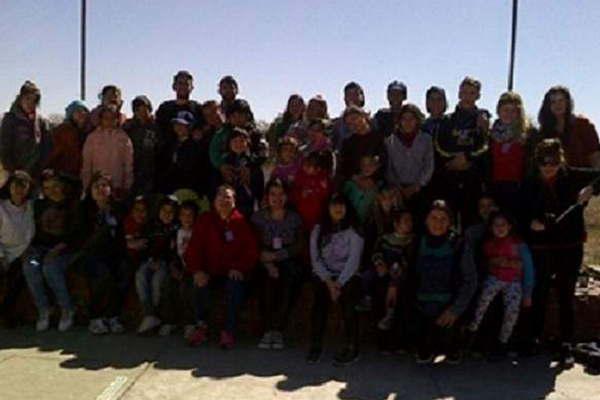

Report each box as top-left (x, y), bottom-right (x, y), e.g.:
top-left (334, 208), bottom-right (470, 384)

top-left (192, 276), bottom-right (245, 334)
top-left (135, 259), bottom-right (168, 316)
top-left (22, 246), bottom-right (73, 313)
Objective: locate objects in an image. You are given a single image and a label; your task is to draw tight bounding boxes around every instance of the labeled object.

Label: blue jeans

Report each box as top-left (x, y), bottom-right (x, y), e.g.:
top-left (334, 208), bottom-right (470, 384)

top-left (135, 259), bottom-right (168, 316)
top-left (22, 246), bottom-right (73, 313)
top-left (193, 276), bottom-right (245, 334)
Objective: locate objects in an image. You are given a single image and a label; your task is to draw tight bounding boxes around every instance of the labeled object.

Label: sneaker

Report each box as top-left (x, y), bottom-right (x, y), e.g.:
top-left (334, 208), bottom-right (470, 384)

top-left (35, 309), bottom-right (50, 332)
top-left (306, 346), bottom-right (322, 364)
top-left (271, 331), bottom-right (285, 350)
top-left (377, 308), bottom-right (395, 331)
top-left (137, 315), bottom-right (161, 335)
top-left (108, 317), bottom-right (125, 334)
top-left (58, 309), bottom-right (74, 332)
top-left (219, 330), bottom-right (235, 350)
top-left (88, 318), bottom-right (109, 335)
top-left (355, 296), bottom-right (372, 312)
top-left (258, 331), bottom-right (273, 350)
top-left (158, 324), bottom-right (175, 337)
top-left (333, 346), bottom-right (359, 366)
top-left (183, 324), bottom-right (196, 340)
top-left (187, 324), bottom-right (208, 347)
top-left (559, 343), bottom-right (575, 368)
top-left (416, 350), bottom-right (434, 364)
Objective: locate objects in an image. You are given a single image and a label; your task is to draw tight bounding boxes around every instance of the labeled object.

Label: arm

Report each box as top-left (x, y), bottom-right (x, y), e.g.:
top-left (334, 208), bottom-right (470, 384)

top-left (337, 229), bottom-right (364, 286)
top-left (209, 130), bottom-right (226, 169)
top-left (233, 219), bottom-right (259, 274)
top-left (122, 135), bottom-right (134, 192)
top-left (419, 136), bottom-right (435, 187)
top-left (0, 115), bottom-right (16, 171)
top-left (310, 225), bottom-right (331, 282)
top-left (519, 243), bottom-right (535, 299)
top-left (80, 135), bottom-right (93, 191)
top-left (184, 218), bottom-right (206, 275)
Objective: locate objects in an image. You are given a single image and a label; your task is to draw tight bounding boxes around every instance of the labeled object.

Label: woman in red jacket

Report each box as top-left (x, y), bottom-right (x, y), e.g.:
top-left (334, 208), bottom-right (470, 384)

top-left (184, 185), bottom-right (259, 349)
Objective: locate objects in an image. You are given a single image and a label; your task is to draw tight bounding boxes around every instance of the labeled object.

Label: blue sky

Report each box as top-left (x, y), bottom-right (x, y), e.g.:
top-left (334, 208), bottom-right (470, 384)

top-left (1, 0), bottom-right (599, 127)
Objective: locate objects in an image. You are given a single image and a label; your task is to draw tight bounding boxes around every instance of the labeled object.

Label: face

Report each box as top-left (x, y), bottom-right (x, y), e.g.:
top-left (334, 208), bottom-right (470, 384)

top-left (377, 190), bottom-right (395, 211)
top-left (9, 181), bottom-right (29, 205)
top-left (267, 186), bottom-right (287, 210)
top-left (308, 125), bottom-right (324, 142)
top-left (360, 157), bottom-right (379, 177)
top-left (214, 187), bottom-right (236, 215)
top-left (173, 77), bottom-right (193, 99)
top-left (394, 213), bottom-right (413, 235)
top-left (179, 208), bottom-right (196, 229)
top-left (134, 104), bottom-right (151, 121)
top-left (173, 123), bottom-right (189, 141)
top-left (302, 161), bottom-right (318, 176)
top-left (20, 93), bottom-right (38, 114)
top-left (425, 209), bottom-right (451, 237)
top-left (131, 202), bottom-right (148, 224)
top-left (159, 204), bottom-right (176, 225)
top-left (400, 112), bottom-right (418, 134)
top-left (458, 84), bottom-right (480, 108)
top-left (306, 100), bottom-right (326, 120)
top-left (229, 111), bottom-right (249, 128)
top-left (498, 103), bottom-right (519, 125)
top-left (549, 92), bottom-right (568, 118)
top-left (539, 161), bottom-right (561, 179)
top-left (72, 108), bottom-right (89, 128)
top-left (91, 178), bottom-right (112, 203)
top-left (492, 216), bottom-right (511, 238)
top-left (345, 88), bottom-right (363, 107)
top-left (427, 93), bottom-right (446, 117)
top-left (329, 202), bottom-right (346, 222)
top-left (102, 89), bottom-right (122, 108)
top-left (43, 179), bottom-right (66, 203)
top-left (99, 110), bottom-right (117, 129)
top-left (388, 90), bottom-right (405, 109)
top-left (230, 135), bottom-right (249, 154)
top-left (202, 104), bottom-right (223, 126)
top-left (288, 98), bottom-right (305, 119)
top-left (219, 82), bottom-right (237, 102)
top-left (478, 197), bottom-right (497, 221)
top-left (279, 144), bottom-right (297, 164)
top-left (344, 113), bottom-right (369, 135)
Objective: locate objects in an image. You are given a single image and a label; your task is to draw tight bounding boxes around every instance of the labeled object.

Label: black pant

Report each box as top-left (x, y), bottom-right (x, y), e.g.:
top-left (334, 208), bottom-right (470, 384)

top-left (530, 245), bottom-right (582, 343)
top-left (310, 276), bottom-right (361, 349)
top-left (84, 255), bottom-right (134, 320)
top-left (0, 260), bottom-right (25, 323)
top-left (262, 260), bottom-right (302, 332)
top-left (415, 301), bottom-right (459, 356)
top-left (429, 170), bottom-right (482, 231)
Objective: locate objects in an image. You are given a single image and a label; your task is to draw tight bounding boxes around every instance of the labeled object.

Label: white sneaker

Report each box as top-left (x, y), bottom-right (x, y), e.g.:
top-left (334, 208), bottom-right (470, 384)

top-left (36, 309), bottom-right (50, 332)
top-left (158, 324), bottom-right (175, 337)
top-left (137, 315), bottom-right (161, 334)
top-left (88, 318), bottom-right (109, 335)
top-left (58, 309), bottom-right (74, 332)
top-left (108, 317), bottom-right (125, 334)
top-left (183, 324), bottom-right (196, 340)
top-left (258, 331), bottom-right (273, 349)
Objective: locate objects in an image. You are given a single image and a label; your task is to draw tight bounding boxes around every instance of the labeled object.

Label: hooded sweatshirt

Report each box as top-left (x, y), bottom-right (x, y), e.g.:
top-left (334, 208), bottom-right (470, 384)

top-left (0, 199), bottom-right (35, 264)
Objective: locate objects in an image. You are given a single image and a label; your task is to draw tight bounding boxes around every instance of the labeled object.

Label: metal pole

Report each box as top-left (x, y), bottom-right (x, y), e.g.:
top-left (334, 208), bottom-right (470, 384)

top-left (508, 0), bottom-right (518, 91)
top-left (81, 0), bottom-right (86, 100)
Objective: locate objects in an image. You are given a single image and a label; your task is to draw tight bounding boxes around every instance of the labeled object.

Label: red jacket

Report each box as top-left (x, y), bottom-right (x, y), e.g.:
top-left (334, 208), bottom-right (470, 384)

top-left (45, 121), bottom-right (86, 177)
top-left (490, 140), bottom-right (526, 183)
top-left (290, 169), bottom-right (332, 232)
top-left (184, 209), bottom-right (259, 276)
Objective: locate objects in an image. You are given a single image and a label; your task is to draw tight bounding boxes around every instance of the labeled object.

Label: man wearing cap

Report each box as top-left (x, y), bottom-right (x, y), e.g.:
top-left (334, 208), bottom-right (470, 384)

top-left (45, 100), bottom-right (90, 178)
top-left (373, 81), bottom-right (408, 137)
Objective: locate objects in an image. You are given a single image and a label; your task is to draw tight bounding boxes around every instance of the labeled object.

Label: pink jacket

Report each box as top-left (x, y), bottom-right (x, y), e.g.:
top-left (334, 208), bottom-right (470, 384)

top-left (81, 127), bottom-right (133, 198)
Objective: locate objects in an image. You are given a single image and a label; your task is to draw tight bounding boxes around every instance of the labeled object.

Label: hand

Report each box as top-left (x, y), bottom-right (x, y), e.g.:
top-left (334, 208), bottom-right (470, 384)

top-left (193, 271), bottom-right (209, 287)
top-left (530, 219), bottom-right (546, 232)
top-left (150, 260), bottom-right (161, 271)
top-left (386, 287), bottom-right (397, 308)
top-left (578, 185), bottom-right (594, 204)
top-left (435, 308), bottom-right (458, 328)
top-left (447, 153), bottom-right (469, 171)
top-left (402, 184), bottom-right (420, 199)
top-left (220, 165), bottom-right (235, 183)
top-left (229, 269), bottom-right (244, 281)
top-left (522, 297), bottom-right (532, 308)
top-left (326, 280), bottom-right (341, 302)
top-left (239, 167), bottom-right (251, 185)
top-left (260, 251), bottom-right (277, 263)
top-left (265, 263), bottom-right (279, 279)
top-left (375, 261), bottom-right (388, 277)
top-left (129, 238), bottom-right (148, 251)
top-left (170, 267), bottom-right (183, 281)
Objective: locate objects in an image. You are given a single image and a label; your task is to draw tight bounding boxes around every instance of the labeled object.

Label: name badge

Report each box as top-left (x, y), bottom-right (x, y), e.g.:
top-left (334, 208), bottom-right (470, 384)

top-left (272, 237), bottom-right (283, 250)
top-left (224, 230), bottom-right (234, 242)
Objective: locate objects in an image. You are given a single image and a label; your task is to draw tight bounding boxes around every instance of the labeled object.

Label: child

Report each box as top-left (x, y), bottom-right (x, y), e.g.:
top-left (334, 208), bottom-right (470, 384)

top-left (266, 94), bottom-right (305, 148)
top-left (307, 193), bottom-right (364, 366)
top-left (124, 196), bottom-right (149, 268)
top-left (422, 86), bottom-right (448, 137)
top-left (466, 211), bottom-right (534, 360)
top-left (343, 154), bottom-right (382, 224)
top-left (221, 128), bottom-right (265, 218)
top-left (290, 152), bottom-right (332, 234)
top-left (413, 200), bottom-right (477, 364)
top-left (218, 75), bottom-right (239, 116)
top-left (135, 196), bottom-right (179, 334)
top-left (123, 96), bottom-right (162, 196)
top-left (81, 105), bottom-right (134, 201)
top-left (271, 136), bottom-right (301, 186)
top-left (302, 119), bottom-right (332, 157)
top-left (209, 99), bottom-right (254, 172)
top-left (89, 85), bottom-right (126, 128)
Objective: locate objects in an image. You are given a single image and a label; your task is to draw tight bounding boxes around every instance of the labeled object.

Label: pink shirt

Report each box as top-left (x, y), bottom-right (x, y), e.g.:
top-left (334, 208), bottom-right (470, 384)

top-left (81, 127), bottom-right (133, 198)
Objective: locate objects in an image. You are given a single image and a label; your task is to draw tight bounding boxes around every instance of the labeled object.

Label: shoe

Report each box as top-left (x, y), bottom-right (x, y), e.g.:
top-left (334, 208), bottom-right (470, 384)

top-left (219, 330), bottom-right (235, 350)
top-left (377, 308), bottom-right (395, 331)
top-left (158, 324), bottom-right (175, 337)
top-left (36, 309), bottom-right (50, 332)
top-left (355, 296), bottom-right (372, 312)
top-left (446, 351), bottom-right (462, 365)
top-left (416, 350), bottom-right (433, 364)
top-left (58, 309), bottom-right (74, 332)
top-left (108, 317), bottom-right (125, 334)
top-left (271, 331), bottom-right (285, 350)
top-left (88, 318), bottom-right (109, 335)
top-left (187, 323), bottom-right (208, 347)
top-left (137, 315), bottom-right (161, 334)
top-left (258, 331), bottom-right (273, 350)
top-left (333, 346), bottom-right (359, 367)
top-left (306, 346), bottom-right (322, 364)
top-left (183, 324), bottom-right (196, 340)
top-left (559, 343), bottom-right (575, 368)
top-left (488, 342), bottom-right (509, 362)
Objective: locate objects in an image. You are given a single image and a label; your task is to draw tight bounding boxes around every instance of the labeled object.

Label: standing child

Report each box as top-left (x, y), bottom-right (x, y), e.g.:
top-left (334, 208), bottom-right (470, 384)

top-left (271, 137), bottom-right (301, 186)
top-left (466, 211), bottom-right (534, 360)
top-left (422, 86), bottom-right (448, 137)
top-left (343, 154), bottom-right (382, 224)
top-left (135, 196), bottom-right (179, 334)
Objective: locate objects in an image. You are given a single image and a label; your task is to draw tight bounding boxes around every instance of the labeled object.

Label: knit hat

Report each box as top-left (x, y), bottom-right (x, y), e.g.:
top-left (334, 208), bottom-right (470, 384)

top-left (65, 100), bottom-right (89, 120)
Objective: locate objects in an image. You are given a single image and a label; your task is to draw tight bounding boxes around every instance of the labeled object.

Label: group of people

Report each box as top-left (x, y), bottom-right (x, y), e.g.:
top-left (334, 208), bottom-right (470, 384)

top-left (0, 71), bottom-right (599, 368)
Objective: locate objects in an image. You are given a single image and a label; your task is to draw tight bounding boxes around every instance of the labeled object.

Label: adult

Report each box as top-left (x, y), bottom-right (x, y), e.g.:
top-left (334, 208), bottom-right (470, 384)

top-left (251, 179), bottom-right (304, 350)
top-left (218, 75), bottom-right (239, 116)
top-left (0, 81), bottom-right (50, 178)
top-left (519, 139), bottom-right (599, 366)
top-left (89, 85), bottom-right (127, 128)
top-left (373, 81), bottom-right (408, 137)
top-left (44, 100), bottom-right (90, 178)
top-left (537, 85), bottom-right (600, 169)
top-left (332, 82), bottom-right (366, 151)
top-left (266, 94), bottom-right (305, 148)
top-left (184, 185), bottom-right (259, 349)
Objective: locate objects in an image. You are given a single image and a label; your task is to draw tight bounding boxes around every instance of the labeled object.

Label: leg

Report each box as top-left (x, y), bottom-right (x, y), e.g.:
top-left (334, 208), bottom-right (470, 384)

top-left (135, 261), bottom-right (154, 316)
top-left (192, 280), bottom-right (211, 325)
top-left (530, 249), bottom-right (553, 341)
top-left (151, 262), bottom-right (168, 311)
top-left (310, 278), bottom-right (330, 349)
top-left (469, 277), bottom-right (504, 332)
top-left (555, 246), bottom-right (582, 344)
top-left (42, 253), bottom-right (73, 312)
top-left (224, 278), bottom-right (245, 334)
top-left (499, 281), bottom-right (522, 343)
top-left (22, 248), bottom-right (49, 313)
top-left (339, 276), bottom-right (362, 349)
top-left (272, 260), bottom-right (301, 331)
